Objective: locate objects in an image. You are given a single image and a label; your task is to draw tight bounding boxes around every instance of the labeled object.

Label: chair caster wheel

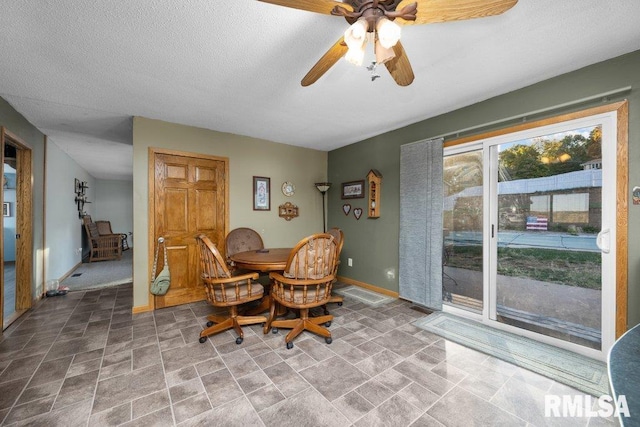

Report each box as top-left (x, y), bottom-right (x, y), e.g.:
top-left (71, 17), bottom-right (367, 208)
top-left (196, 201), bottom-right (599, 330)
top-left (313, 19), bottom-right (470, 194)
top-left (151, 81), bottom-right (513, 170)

top-left (236, 337), bottom-right (243, 345)
top-left (337, 302), bottom-right (343, 306)
top-left (325, 337), bottom-right (332, 344)
top-left (199, 336), bottom-right (207, 343)
top-left (272, 328), bottom-right (278, 334)
top-left (206, 321), bottom-right (214, 327)
top-left (286, 341), bottom-right (294, 349)
top-left (325, 321), bottom-right (331, 327)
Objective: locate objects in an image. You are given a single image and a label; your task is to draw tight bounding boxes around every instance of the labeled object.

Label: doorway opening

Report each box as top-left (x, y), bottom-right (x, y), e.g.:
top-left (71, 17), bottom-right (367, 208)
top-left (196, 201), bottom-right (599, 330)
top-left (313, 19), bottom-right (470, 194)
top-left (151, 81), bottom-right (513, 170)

top-left (2, 127), bottom-right (33, 331)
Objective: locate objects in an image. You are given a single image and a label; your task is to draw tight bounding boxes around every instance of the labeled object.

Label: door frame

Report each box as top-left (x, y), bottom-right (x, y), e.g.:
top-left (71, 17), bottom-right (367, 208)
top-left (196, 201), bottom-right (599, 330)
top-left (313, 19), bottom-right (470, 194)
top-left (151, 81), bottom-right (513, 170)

top-left (444, 101), bottom-right (629, 342)
top-left (147, 147), bottom-right (229, 310)
top-left (1, 127), bottom-right (34, 330)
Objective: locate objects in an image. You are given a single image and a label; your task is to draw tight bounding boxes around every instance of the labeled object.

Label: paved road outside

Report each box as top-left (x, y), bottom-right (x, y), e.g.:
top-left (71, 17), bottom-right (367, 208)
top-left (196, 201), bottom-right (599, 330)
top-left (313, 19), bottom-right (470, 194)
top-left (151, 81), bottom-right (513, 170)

top-left (447, 230), bottom-right (599, 252)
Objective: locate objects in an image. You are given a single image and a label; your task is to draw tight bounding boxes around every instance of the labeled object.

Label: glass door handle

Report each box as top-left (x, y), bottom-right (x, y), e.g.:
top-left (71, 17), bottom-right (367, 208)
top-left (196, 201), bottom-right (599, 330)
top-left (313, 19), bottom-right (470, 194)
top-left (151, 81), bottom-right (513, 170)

top-left (596, 229), bottom-right (610, 253)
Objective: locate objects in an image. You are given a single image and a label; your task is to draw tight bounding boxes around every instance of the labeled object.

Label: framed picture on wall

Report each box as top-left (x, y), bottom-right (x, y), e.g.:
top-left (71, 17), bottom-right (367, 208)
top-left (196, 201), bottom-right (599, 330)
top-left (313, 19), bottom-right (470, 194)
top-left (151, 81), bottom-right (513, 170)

top-left (3, 202), bottom-right (10, 217)
top-left (253, 176), bottom-right (271, 211)
top-left (341, 180), bottom-right (365, 199)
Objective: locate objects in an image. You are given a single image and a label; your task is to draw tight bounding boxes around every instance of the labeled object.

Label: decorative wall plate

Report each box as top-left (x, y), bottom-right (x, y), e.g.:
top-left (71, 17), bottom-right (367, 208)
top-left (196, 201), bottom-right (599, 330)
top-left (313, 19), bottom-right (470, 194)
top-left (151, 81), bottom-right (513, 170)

top-left (281, 181), bottom-right (295, 196)
top-left (342, 204), bottom-right (351, 215)
top-left (353, 208), bottom-right (363, 220)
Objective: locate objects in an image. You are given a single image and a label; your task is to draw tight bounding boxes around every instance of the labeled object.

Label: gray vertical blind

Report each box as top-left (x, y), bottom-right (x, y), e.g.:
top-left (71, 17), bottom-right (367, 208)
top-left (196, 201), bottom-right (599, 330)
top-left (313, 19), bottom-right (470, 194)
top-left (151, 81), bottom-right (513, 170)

top-left (399, 138), bottom-right (444, 309)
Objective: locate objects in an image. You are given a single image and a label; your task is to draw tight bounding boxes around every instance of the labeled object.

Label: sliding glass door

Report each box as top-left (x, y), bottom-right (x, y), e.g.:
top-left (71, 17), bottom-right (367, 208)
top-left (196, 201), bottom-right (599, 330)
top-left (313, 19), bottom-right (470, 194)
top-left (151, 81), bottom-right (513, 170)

top-left (490, 122), bottom-right (607, 351)
top-left (443, 147), bottom-right (484, 312)
top-left (443, 109), bottom-right (619, 359)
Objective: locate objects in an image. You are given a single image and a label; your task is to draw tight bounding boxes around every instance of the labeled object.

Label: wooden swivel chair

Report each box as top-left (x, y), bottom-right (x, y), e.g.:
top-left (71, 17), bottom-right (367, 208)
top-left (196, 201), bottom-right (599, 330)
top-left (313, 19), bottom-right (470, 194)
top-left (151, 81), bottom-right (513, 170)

top-left (225, 227), bottom-right (264, 272)
top-left (324, 227), bottom-right (344, 313)
top-left (196, 234), bottom-right (267, 344)
top-left (264, 233), bottom-right (337, 349)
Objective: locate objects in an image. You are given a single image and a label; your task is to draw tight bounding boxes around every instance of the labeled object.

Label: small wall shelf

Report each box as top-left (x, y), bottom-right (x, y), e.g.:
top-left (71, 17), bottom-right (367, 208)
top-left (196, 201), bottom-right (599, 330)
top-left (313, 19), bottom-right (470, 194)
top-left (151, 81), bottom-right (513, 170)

top-left (367, 169), bottom-right (382, 219)
top-left (278, 202), bottom-right (299, 221)
top-left (74, 178), bottom-right (90, 218)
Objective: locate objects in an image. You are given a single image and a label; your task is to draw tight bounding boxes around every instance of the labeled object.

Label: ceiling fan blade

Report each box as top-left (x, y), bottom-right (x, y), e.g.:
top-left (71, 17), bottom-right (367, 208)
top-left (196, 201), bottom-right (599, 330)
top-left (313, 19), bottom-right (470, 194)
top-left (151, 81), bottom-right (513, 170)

top-left (257, 0), bottom-right (352, 15)
top-left (397, 0), bottom-right (517, 25)
top-left (301, 37), bottom-right (348, 86)
top-left (384, 41), bottom-right (414, 86)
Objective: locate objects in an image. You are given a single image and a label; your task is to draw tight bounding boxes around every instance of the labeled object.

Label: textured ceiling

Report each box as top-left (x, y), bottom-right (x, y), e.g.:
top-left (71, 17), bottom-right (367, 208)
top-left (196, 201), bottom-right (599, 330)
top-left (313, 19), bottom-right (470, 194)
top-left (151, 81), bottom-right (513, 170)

top-left (1, 1), bottom-right (639, 180)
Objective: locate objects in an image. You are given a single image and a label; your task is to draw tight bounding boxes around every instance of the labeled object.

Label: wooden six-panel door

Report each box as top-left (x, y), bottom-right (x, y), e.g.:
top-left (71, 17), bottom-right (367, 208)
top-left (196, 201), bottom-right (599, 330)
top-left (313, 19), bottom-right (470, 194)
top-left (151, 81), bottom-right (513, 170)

top-left (151, 149), bottom-right (228, 309)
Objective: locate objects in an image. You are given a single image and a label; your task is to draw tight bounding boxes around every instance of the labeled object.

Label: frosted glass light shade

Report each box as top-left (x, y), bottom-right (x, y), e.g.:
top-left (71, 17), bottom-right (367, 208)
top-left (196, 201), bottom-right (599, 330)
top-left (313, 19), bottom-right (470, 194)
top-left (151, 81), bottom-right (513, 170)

top-left (376, 18), bottom-right (401, 49)
top-left (314, 182), bottom-right (332, 193)
top-left (345, 45), bottom-right (366, 66)
top-left (344, 18), bottom-right (368, 49)
top-left (344, 18), bottom-right (368, 66)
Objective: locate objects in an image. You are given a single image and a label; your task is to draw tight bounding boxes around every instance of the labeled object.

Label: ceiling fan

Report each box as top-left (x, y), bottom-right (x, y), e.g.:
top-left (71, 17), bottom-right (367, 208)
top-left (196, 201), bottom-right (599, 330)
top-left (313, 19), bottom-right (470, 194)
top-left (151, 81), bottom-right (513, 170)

top-left (257, 0), bottom-right (518, 86)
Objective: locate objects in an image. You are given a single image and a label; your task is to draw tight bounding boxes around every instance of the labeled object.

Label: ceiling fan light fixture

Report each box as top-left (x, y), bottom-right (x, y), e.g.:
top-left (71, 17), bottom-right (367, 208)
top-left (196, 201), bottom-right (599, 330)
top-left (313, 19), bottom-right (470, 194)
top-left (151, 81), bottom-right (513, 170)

top-left (345, 44), bottom-right (366, 66)
top-left (376, 17), bottom-right (401, 49)
top-left (344, 18), bottom-right (368, 49)
top-left (344, 18), bottom-right (368, 66)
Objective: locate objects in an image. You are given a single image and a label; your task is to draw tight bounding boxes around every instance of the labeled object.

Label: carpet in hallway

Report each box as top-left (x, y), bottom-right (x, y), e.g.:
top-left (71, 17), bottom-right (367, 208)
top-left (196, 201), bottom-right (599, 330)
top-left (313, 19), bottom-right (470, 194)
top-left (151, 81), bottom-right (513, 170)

top-left (61, 250), bottom-right (133, 291)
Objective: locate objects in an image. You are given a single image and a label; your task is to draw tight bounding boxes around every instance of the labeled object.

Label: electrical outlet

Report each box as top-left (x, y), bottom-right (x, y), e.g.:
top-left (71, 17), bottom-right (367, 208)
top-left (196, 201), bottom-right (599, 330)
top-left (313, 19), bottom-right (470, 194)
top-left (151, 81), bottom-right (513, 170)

top-left (348, 258), bottom-right (353, 267)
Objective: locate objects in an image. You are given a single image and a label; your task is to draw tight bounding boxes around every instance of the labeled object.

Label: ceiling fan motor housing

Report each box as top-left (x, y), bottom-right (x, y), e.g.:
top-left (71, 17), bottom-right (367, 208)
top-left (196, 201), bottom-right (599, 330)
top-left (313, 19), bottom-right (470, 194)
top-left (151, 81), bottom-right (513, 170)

top-left (333, 0), bottom-right (417, 29)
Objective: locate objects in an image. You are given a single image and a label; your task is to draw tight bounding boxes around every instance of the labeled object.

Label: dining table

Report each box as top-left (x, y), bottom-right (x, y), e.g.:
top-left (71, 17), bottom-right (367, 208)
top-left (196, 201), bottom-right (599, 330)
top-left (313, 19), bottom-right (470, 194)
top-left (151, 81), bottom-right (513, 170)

top-left (230, 248), bottom-right (292, 316)
top-left (230, 248), bottom-right (291, 273)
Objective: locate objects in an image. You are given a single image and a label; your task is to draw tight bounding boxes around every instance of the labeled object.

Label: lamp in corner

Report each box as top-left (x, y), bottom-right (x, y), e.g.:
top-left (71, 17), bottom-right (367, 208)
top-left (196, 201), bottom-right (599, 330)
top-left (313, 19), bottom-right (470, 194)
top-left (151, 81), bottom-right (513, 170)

top-left (314, 182), bottom-right (332, 232)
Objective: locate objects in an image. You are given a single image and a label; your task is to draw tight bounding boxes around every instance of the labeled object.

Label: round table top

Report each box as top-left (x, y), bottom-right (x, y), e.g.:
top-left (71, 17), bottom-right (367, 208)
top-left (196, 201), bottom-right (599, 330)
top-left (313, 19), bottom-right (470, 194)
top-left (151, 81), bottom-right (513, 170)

top-left (229, 248), bottom-right (291, 272)
top-left (608, 322), bottom-right (640, 423)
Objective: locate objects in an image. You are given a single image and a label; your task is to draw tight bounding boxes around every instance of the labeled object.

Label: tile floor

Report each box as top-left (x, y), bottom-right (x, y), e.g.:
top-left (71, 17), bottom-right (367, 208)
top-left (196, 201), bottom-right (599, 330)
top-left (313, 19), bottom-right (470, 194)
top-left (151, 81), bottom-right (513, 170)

top-left (0, 283), bottom-right (618, 426)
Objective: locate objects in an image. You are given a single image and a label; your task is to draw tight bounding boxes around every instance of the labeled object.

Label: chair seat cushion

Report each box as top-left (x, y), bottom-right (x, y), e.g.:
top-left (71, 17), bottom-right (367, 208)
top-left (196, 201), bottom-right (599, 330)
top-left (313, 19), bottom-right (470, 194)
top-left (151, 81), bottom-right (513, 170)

top-left (212, 282), bottom-right (264, 302)
top-left (278, 286), bottom-right (328, 305)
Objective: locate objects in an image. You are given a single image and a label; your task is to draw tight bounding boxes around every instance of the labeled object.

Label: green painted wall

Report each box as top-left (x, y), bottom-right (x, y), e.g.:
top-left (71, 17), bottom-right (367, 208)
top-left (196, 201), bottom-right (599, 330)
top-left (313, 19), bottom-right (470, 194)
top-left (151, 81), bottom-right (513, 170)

top-left (328, 49), bottom-right (640, 328)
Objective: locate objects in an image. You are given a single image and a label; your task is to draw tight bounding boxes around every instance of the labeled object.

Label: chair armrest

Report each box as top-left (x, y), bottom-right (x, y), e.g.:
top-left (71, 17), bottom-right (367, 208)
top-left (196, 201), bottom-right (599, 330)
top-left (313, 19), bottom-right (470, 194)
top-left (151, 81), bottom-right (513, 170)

top-left (203, 272), bottom-right (259, 284)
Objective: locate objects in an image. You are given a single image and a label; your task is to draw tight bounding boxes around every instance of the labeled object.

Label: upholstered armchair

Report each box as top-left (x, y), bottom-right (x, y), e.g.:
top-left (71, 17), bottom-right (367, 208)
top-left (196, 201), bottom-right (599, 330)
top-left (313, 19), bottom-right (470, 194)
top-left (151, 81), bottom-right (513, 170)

top-left (196, 234), bottom-right (267, 344)
top-left (95, 220), bottom-right (129, 251)
top-left (264, 233), bottom-right (337, 349)
top-left (82, 215), bottom-right (122, 262)
top-left (224, 227), bottom-right (264, 272)
top-left (324, 227), bottom-right (344, 313)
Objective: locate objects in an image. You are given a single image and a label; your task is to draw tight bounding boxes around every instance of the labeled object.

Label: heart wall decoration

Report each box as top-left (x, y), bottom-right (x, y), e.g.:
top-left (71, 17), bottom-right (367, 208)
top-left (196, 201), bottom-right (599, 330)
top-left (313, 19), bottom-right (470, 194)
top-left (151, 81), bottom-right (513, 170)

top-left (342, 204), bottom-right (351, 215)
top-left (353, 208), bottom-right (363, 220)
